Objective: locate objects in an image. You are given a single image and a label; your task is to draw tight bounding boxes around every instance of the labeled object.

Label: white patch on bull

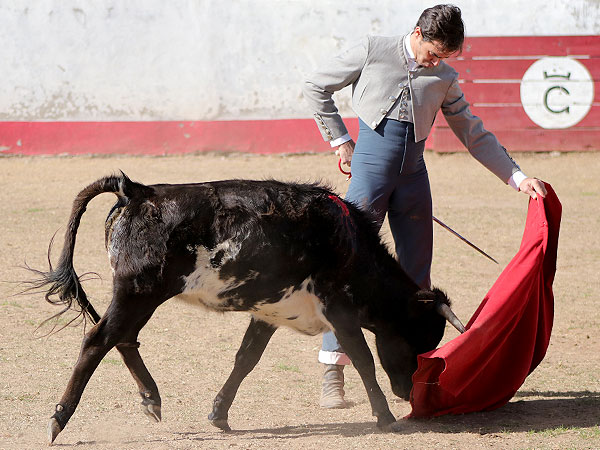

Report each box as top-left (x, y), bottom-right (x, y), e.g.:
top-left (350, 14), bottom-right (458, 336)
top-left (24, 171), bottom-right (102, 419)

top-left (175, 244), bottom-right (332, 336)
top-left (106, 212), bottom-right (127, 275)
top-left (175, 242), bottom-right (247, 310)
top-left (251, 277), bottom-right (332, 336)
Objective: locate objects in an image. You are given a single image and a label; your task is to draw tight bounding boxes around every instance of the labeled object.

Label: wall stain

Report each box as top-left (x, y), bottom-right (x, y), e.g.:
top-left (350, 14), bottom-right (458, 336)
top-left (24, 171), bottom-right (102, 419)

top-left (1, 89), bottom-right (162, 121)
top-left (566, 0), bottom-right (600, 29)
top-left (72, 7), bottom-right (86, 26)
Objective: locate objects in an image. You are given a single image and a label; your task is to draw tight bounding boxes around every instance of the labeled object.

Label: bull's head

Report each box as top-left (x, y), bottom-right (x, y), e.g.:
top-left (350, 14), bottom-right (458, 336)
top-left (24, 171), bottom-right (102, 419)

top-left (375, 288), bottom-right (464, 400)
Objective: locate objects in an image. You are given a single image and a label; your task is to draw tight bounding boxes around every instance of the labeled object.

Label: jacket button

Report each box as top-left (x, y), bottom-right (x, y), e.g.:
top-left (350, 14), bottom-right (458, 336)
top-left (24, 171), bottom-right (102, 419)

top-left (371, 121), bottom-right (377, 127)
top-left (388, 96), bottom-right (396, 101)
top-left (380, 109), bottom-right (387, 114)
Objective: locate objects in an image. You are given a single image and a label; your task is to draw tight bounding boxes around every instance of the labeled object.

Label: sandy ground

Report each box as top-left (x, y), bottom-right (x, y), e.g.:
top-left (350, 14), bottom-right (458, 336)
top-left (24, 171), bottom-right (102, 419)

top-left (0, 151), bottom-right (599, 449)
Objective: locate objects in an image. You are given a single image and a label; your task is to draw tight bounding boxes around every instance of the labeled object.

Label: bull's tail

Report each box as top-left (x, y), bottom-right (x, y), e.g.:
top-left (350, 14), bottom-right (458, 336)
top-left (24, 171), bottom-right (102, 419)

top-left (28, 172), bottom-right (147, 328)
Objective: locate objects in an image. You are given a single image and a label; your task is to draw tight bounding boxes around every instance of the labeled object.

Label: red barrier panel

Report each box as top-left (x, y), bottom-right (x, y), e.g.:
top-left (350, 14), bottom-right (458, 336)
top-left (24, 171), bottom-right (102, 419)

top-left (428, 36), bottom-right (600, 152)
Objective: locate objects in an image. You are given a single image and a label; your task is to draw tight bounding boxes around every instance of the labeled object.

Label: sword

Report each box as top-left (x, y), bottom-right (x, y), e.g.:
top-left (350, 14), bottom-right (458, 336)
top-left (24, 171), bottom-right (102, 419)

top-left (433, 216), bottom-right (499, 264)
top-left (337, 158), bottom-right (499, 264)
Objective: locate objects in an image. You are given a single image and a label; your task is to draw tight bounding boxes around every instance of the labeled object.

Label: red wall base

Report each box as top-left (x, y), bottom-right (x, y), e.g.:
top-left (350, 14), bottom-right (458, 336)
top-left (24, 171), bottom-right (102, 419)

top-left (0, 119), bottom-right (360, 156)
top-left (1, 116), bottom-right (597, 156)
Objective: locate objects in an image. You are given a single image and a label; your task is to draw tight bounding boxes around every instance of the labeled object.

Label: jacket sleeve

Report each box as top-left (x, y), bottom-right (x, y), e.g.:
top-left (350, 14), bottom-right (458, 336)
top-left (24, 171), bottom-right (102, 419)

top-left (441, 77), bottom-right (520, 183)
top-left (302, 38), bottom-right (369, 142)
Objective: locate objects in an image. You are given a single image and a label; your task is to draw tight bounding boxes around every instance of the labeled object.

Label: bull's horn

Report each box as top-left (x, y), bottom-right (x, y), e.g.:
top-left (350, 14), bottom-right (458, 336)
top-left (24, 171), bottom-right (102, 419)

top-left (436, 303), bottom-right (466, 334)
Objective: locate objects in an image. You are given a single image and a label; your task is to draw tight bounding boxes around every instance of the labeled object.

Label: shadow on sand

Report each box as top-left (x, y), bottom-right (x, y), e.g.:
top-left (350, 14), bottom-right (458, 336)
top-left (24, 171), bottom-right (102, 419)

top-left (165, 391), bottom-right (600, 443)
top-left (54, 391), bottom-right (599, 447)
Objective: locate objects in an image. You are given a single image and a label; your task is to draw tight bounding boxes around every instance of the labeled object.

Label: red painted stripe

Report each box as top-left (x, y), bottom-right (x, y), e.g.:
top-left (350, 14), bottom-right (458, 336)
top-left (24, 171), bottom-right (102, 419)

top-left (459, 36), bottom-right (600, 57)
top-left (459, 83), bottom-right (522, 104)
top-left (434, 105), bottom-right (600, 129)
top-left (450, 57), bottom-right (600, 81)
top-left (430, 127), bottom-right (599, 152)
top-left (456, 81), bottom-right (600, 104)
top-left (2, 115), bottom-right (598, 155)
top-left (0, 119), bottom-right (360, 156)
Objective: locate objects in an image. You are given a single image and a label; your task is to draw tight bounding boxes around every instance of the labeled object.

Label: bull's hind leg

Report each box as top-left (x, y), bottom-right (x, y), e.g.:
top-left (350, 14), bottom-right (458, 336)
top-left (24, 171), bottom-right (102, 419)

top-left (209, 317), bottom-right (276, 431)
top-left (325, 309), bottom-right (399, 431)
top-left (48, 317), bottom-right (116, 443)
top-left (48, 299), bottom-right (159, 444)
top-left (116, 337), bottom-right (161, 422)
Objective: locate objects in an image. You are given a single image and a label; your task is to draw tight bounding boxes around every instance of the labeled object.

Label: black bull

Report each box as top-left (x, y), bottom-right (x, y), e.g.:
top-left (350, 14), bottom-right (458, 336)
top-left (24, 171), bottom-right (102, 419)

top-left (30, 173), bottom-right (464, 443)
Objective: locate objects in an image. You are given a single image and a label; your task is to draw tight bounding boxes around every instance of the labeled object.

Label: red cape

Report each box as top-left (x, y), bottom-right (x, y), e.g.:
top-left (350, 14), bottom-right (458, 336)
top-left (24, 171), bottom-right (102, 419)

top-left (409, 184), bottom-right (561, 418)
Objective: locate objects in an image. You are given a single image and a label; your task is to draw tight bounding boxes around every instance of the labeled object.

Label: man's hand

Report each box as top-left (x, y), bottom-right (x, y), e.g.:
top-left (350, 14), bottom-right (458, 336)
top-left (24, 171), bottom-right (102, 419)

top-left (519, 178), bottom-right (547, 200)
top-left (335, 140), bottom-right (355, 167)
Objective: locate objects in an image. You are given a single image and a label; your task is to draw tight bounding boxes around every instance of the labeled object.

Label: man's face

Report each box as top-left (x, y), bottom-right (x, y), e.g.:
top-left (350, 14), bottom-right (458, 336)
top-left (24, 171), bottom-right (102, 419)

top-left (412, 27), bottom-right (456, 68)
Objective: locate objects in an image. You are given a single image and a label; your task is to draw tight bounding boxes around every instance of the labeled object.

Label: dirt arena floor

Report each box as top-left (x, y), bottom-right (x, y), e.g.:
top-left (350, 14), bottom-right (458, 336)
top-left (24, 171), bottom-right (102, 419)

top-left (0, 151), bottom-right (599, 449)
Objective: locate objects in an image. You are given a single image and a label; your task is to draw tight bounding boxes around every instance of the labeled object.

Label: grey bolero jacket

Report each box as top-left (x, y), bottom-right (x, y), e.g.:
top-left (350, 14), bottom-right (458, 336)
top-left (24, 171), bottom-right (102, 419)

top-left (302, 34), bottom-right (520, 183)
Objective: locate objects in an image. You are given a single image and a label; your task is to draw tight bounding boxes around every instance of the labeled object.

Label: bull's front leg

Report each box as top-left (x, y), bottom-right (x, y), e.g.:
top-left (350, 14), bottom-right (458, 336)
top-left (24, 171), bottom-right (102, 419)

top-left (209, 317), bottom-right (277, 431)
top-left (325, 309), bottom-right (399, 431)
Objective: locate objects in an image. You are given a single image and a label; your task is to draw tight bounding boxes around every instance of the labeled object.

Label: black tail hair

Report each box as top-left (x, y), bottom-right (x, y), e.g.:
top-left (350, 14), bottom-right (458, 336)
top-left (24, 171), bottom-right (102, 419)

top-left (25, 172), bottom-right (150, 330)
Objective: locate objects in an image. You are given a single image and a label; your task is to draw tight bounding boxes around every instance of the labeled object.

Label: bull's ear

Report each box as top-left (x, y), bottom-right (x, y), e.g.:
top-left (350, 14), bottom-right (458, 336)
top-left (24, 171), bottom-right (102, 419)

top-left (414, 289), bottom-right (436, 303)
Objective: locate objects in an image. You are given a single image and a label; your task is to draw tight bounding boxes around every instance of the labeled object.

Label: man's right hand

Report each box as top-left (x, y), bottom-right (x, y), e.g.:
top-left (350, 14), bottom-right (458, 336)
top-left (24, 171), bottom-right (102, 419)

top-left (335, 140), bottom-right (355, 167)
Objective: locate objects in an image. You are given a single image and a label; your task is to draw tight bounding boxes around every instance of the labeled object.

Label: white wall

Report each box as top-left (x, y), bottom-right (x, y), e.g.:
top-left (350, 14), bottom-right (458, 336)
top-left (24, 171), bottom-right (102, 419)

top-left (1, 0), bottom-right (598, 121)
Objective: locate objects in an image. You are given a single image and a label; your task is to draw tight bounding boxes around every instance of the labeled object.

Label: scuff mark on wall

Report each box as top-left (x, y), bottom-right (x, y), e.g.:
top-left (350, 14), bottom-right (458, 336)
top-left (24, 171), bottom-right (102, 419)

top-left (72, 7), bottom-right (86, 26)
top-left (566, 0), bottom-right (600, 31)
top-left (0, 89), bottom-right (163, 121)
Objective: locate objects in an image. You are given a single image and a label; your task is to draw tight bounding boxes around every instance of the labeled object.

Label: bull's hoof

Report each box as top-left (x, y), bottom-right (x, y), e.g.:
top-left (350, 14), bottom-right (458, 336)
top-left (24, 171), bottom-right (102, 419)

top-left (48, 417), bottom-right (62, 445)
top-left (383, 420), bottom-right (404, 433)
top-left (376, 411), bottom-right (398, 431)
top-left (210, 418), bottom-right (231, 432)
top-left (208, 412), bottom-right (231, 432)
top-left (142, 403), bottom-right (162, 422)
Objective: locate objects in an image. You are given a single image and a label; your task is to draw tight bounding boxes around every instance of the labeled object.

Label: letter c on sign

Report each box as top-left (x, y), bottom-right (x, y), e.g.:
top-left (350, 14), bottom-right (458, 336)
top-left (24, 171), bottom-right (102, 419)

top-left (543, 85), bottom-right (570, 114)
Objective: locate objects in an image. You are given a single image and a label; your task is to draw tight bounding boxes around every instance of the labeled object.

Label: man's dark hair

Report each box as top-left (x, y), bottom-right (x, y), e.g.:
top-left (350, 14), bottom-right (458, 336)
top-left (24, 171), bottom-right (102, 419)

top-left (416, 4), bottom-right (465, 54)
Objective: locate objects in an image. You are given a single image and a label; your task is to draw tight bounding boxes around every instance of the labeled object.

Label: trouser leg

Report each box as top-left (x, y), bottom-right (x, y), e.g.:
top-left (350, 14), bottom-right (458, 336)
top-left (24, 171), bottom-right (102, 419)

top-left (388, 171), bottom-right (433, 289)
top-left (320, 119), bottom-right (398, 361)
top-left (319, 330), bottom-right (352, 364)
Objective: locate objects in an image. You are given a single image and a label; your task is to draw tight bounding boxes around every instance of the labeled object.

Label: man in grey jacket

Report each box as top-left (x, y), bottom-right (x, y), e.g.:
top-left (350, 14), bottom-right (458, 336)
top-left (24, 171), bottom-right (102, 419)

top-left (302, 4), bottom-right (547, 408)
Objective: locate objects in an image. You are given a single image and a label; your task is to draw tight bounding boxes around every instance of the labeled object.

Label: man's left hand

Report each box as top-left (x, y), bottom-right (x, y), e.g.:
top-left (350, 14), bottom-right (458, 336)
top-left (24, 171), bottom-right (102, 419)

top-left (519, 178), bottom-right (547, 200)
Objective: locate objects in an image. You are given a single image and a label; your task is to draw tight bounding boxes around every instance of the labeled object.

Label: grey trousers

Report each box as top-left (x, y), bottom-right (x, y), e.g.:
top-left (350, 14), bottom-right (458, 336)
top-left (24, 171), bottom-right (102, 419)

top-left (320, 118), bottom-right (432, 361)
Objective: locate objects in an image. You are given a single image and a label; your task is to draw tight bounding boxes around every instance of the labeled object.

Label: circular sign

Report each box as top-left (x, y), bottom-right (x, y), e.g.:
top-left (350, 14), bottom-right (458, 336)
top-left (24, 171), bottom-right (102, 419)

top-left (520, 57), bottom-right (594, 129)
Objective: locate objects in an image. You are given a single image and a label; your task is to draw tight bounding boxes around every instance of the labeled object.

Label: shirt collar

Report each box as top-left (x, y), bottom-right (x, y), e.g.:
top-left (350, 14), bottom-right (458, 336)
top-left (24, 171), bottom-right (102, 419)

top-left (403, 33), bottom-right (419, 72)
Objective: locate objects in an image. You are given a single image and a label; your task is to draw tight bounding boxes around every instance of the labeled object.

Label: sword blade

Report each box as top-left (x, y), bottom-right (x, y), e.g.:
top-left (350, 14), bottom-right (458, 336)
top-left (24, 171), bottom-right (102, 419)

top-left (433, 216), bottom-right (499, 264)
